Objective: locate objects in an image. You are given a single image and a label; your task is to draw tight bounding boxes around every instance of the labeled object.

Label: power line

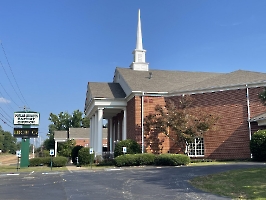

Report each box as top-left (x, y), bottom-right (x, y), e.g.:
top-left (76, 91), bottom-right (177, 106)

top-left (0, 112), bottom-right (12, 124)
top-left (0, 106), bottom-right (13, 120)
top-left (0, 82), bottom-right (20, 107)
top-left (0, 60), bottom-right (25, 106)
top-left (1, 42), bottom-right (29, 107)
top-left (0, 116), bottom-right (13, 129)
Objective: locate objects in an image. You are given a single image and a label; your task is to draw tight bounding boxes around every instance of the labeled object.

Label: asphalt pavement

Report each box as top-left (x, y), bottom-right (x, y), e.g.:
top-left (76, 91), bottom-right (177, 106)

top-left (0, 162), bottom-right (265, 200)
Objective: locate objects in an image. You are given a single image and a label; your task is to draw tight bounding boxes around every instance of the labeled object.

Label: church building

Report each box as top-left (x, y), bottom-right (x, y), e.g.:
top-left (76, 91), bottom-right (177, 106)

top-left (84, 10), bottom-right (266, 160)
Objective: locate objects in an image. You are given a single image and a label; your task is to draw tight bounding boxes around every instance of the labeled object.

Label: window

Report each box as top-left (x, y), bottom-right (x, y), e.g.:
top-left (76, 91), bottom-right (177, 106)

top-left (187, 138), bottom-right (204, 157)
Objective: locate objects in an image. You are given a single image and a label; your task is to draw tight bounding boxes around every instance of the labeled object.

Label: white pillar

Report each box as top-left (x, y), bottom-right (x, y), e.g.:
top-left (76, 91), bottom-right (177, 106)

top-left (97, 108), bottom-right (103, 156)
top-left (90, 117), bottom-right (93, 148)
top-left (122, 109), bottom-right (127, 140)
top-left (94, 112), bottom-right (98, 155)
top-left (109, 118), bottom-right (113, 152)
top-left (55, 140), bottom-right (58, 157)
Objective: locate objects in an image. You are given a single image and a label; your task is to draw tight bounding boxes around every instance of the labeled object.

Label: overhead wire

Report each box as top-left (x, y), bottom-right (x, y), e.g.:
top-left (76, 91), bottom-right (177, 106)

top-left (1, 42), bottom-right (29, 107)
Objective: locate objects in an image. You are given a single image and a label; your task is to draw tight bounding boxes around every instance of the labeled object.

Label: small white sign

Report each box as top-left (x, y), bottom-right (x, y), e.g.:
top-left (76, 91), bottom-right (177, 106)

top-left (13, 112), bottom-right (40, 125)
top-left (89, 148), bottom-right (93, 154)
top-left (122, 147), bottom-right (127, 153)
top-left (16, 150), bottom-right (21, 157)
top-left (50, 149), bottom-right (54, 156)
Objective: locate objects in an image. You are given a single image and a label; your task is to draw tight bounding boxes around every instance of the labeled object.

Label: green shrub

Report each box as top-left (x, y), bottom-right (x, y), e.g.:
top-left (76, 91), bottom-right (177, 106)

top-left (137, 153), bottom-right (156, 165)
top-left (29, 156), bottom-right (68, 167)
top-left (114, 139), bottom-right (141, 157)
top-left (97, 159), bottom-right (115, 166)
top-left (29, 157), bottom-right (42, 166)
top-left (114, 153), bottom-right (156, 167)
top-left (250, 130), bottom-right (266, 161)
top-left (114, 154), bottom-right (138, 167)
top-left (71, 145), bottom-right (83, 164)
top-left (154, 154), bottom-right (190, 166)
top-left (78, 147), bottom-right (94, 165)
top-left (52, 156), bottom-right (68, 167)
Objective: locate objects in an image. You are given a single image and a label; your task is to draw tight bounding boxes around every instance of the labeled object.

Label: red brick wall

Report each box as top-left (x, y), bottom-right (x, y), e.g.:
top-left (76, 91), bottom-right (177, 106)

top-left (128, 87), bottom-right (266, 160)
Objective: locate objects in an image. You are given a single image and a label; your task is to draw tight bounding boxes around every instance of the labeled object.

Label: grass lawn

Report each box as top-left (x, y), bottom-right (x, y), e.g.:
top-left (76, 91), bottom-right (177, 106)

top-left (190, 167), bottom-right (266, 199)
top-left (0, 165), bottom-right (68, 173)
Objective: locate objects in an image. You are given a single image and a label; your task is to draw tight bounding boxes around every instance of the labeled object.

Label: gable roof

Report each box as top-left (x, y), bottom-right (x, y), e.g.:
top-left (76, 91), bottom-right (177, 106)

top-left (54, 131), bottom-right (68, 140)
top-left (115, 67), bottom-right (221, 92)
top-left (88, 82), bottom-right (126, 98)
top-left (69, 128), bottom-right (89, 139)
top-left (115, 68), bottom-right (266, 93)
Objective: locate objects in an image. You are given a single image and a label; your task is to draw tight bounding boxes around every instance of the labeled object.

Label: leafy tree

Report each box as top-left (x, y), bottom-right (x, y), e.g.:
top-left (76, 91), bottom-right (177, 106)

top-left (250, 129), bottom-right (266, 161)
top-left (0, 126), bottom-right (17, 154)
top-left (259, 87), bottom-right (266, 106)
top-left (43, 109), bottom-right (90, 152)
top-left (144, 96), bottom-right (218, 154)
top-left (114, 139), bottom-right (141, 157)
top-left (58, 139), bottom-right (76, 157)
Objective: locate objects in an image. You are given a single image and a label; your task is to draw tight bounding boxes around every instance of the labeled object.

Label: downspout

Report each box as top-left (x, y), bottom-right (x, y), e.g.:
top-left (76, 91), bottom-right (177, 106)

top-left (246, 85), bottom-right (252, 158)
top-left (141, 92), bottom-right (144, 153)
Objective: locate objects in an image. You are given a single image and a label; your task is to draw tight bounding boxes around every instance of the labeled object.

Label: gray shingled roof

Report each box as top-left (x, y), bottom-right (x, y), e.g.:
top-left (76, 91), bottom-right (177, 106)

top-left (116, 68), bottom-right (266, 93)
top-left (69, 128), bottom-right (89, 139)
top-left (88, 82), bottom-right (126, 98)
top-left (54, 131), bottom-right (68, 140)
top-left (116, 67), bottom-right (222, 92)
top-left (250, 112), bottom-right (266, 122)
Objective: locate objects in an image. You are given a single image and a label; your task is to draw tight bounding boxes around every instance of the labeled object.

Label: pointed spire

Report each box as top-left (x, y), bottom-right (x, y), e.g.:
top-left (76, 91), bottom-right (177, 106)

top-left (130, 9), bottom-right (149, 71)
top-left (136, 9), bottom-right (143, 50)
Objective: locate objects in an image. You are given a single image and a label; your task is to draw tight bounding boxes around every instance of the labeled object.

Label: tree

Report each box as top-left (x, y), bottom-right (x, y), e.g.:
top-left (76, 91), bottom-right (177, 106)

top-left (259, 87), bottom-right (266, 106)
top-left (43, 110), bottom-right (90, 154)
top-left (144, 96), bottom-right (218, 154)
top-left (0, 126), bottom-right (17, 154)
top-left (48, 109), bottom-right (90, 135)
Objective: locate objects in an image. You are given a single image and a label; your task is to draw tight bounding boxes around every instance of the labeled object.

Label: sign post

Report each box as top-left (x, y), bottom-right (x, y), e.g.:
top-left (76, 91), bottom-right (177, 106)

top-left (16, 150), bottom-right (21, 172)
top-left (50, 149), bottom-right (54, 171)
top-left (89, 147), bottom-right (93, 169)
top-left (13, 110), bottom-right (40, 168)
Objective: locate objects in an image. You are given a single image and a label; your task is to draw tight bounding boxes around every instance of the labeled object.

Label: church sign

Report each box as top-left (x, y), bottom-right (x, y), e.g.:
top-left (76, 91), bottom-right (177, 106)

top-left (13, 112), bottom-right (40, 125)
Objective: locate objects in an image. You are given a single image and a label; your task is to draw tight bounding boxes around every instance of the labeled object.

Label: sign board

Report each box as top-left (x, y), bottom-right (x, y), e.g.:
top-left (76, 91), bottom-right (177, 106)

top-left (14, 112), bottom-right (40, 125)
top-left (89, 148), bottom-right (93, 154)
top-left (13, 128), bottom-right (39, 138)
top-left (16, 150), bottom-right (21, 157)
top-left (50, 149), bottom-right (54, 156)
top-left (122, 147), bottom-right (127, 153)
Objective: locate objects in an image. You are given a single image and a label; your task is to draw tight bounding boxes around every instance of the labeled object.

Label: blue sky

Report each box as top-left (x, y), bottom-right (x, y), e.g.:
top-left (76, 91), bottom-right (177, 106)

top-left (1, 0), bottom-right (266, 143)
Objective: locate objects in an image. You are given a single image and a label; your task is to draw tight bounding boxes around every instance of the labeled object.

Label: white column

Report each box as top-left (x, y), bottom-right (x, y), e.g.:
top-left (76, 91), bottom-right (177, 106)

top-left (109, 118), bottom-right (113, 152)
top-left (55, 140), bottom-right (58, 157)
top-left (90, 117), bottom-right (93, 148)
top-left (94, 112), bottom-right (98, 155)
top-left (97, 108), bottom-right (103, 156)
top-left (122, 109), bottom-right (127, 140)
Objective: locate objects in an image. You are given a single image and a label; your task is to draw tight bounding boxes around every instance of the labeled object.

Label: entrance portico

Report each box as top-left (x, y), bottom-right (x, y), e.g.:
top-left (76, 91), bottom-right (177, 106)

top-left (85, 90), bottom-right (127, 156)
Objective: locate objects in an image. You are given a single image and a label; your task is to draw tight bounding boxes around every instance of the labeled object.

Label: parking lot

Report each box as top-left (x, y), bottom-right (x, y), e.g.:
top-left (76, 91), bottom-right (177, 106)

top-left (0, 163), bottom-right (265, 200)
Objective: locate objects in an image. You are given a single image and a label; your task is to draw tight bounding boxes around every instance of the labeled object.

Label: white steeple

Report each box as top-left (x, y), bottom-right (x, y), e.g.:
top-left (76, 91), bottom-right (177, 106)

top-left (130, 9), bottom-right (149, 71)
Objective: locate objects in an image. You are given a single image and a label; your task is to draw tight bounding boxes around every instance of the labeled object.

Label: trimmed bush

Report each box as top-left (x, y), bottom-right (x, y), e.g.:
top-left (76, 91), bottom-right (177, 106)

top-left (29, 156), bottom-right (68, 167)
top-left (114, 139), bottom-right (141, 157)
top-left (71, 145), bottom-right (83, 164)
top-left (52, 156), bottom-right (68, 167)
top-left (29, 157), bottom-right (42, 166)
top-left (250, 130), bottom-right (266, 161)
top-left (154, 154), bottom-right (190, 166)
top-left (115, 154), bottom-right (138, 167)
top-left (138, 153), bottom-right (156, 165)
top-left (78, 147), bottom-right (94, 165)
top-left (114, 153), bottom-right (156, 167)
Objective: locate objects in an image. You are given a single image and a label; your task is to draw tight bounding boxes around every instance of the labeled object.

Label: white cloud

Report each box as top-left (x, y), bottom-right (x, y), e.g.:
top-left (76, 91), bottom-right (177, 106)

top-left (0, 97), bottom-right (10, 104)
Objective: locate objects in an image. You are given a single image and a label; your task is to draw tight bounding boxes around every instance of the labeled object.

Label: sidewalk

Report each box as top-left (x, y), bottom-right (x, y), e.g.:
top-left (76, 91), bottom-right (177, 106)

top-left (66, 165), bottom-right (88, 171)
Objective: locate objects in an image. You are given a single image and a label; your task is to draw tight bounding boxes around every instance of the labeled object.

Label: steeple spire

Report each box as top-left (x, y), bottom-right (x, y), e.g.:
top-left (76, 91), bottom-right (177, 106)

top-left (130, 9), bottom-right (149, 71)
top-left (136, 9), bottom-right (143, 50)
